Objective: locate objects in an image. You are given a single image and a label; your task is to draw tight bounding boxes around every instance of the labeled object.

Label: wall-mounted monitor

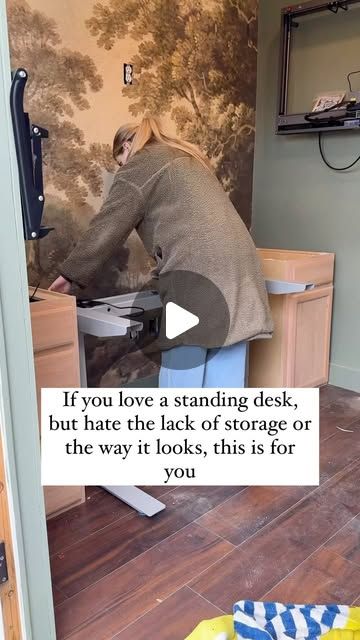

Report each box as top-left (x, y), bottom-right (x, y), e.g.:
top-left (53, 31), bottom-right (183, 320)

top-left (277, 0), bottom-right (360, 134)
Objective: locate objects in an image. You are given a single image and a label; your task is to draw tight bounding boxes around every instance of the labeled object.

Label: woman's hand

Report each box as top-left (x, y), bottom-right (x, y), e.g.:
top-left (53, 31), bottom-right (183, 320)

top-left (48, 275), bottom-right (72, 294)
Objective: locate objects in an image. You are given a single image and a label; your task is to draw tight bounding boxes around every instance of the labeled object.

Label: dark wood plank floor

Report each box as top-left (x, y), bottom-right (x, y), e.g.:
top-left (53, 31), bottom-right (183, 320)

top-left (47, 385), bottom-right (360, 640)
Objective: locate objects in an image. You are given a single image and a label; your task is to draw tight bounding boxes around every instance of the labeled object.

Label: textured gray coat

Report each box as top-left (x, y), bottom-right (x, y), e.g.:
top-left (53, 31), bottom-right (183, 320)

top-left (60, 142), bottom-right (273, 349)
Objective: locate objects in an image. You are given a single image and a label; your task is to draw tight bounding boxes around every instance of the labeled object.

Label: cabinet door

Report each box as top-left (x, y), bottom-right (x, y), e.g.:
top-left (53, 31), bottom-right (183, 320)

top-left (285, 284), bottom-right (333, 387)
top-left (248, 294), bottom-right (289, 387)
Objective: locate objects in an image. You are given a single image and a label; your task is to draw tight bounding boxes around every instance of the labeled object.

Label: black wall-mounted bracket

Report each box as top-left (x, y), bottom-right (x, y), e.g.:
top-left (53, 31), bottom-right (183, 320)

top-left (10, 68), bottom-right (51, 240)
top-left (0, 542), bottom-right (8, 585)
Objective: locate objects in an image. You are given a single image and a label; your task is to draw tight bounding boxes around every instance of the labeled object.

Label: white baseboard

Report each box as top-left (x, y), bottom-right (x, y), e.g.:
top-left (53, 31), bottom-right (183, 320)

top-left (329, 363), bottom-right (360, 392)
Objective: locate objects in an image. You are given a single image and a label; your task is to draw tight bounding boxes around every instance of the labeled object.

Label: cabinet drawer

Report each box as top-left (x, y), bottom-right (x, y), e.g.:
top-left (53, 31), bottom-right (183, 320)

top-left (34, 346), bottom-right (80, 415)
top-left (31, 307), bottom-right (76, 353)
top-left (257, 248), bottom-right (334, 286)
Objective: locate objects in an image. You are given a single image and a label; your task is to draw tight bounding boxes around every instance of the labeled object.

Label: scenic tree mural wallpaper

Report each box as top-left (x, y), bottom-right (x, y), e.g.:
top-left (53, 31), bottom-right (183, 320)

top-left (7, 0), bottom-right (258, 385)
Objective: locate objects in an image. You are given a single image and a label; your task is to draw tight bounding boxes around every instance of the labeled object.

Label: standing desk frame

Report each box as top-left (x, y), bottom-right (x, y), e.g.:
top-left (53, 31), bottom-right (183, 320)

top-left (77, 280), bottom-right (313, 516)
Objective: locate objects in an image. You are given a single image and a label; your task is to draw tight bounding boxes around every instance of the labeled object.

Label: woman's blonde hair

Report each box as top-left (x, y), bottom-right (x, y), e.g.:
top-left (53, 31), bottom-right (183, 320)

top-left (113, 116), bottom-right (212, 171)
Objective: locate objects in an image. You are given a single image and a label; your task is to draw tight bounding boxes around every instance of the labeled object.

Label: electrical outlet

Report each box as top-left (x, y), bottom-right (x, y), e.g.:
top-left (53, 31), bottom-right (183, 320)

top-left (123, 64), bottom-right (133, 86)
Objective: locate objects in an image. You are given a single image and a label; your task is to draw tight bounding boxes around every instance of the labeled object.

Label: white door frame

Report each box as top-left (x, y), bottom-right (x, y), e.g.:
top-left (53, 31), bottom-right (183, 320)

top-left (0, 0), bottom-right (56, 637)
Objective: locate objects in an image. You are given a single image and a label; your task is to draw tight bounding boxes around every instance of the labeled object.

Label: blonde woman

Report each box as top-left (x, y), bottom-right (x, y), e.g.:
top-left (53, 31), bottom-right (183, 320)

top-left (49, 116), bottom-right (272, 387)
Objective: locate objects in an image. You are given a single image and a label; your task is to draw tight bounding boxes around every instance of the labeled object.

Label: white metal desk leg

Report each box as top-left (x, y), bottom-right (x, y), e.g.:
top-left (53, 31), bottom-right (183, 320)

top-left (78, 332), bottom-right (165, 516)
top-left (103, 486), bottom-right (165, 517)
top-left (78, 331), bottom-right (88, 387)
top-left (244, 341), bottom-right (249, 387)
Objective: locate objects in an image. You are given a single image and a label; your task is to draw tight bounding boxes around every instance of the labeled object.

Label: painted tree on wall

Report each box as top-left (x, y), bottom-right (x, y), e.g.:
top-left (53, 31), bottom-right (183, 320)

top-left (8, 0), bottom-right (107, 203)
top-left (7, 0), bottom-right (119, 282)
top-left (86, 0), bottom-right (258, 226)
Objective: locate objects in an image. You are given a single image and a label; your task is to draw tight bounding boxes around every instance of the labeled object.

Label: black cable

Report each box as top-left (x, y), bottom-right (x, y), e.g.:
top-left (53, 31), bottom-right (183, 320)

top-left (100, 301), bottom-right (145, 317)
top-left (347, 70), bottom-right (360, 93)
top-left (304, 101), bottom-right (350, 124)
top-left (80, 298), bottom-right (145, 317)
top-left (318, 132), bottom-right (360, 171)
top-left (29, 281), bottom-right (40, 301)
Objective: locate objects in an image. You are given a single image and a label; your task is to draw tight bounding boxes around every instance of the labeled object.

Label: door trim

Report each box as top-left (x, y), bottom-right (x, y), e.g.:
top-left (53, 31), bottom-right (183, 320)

top-left (0, 434), bottom-right (21, 639)
top-left (0, 0), bottom-right (56, 637)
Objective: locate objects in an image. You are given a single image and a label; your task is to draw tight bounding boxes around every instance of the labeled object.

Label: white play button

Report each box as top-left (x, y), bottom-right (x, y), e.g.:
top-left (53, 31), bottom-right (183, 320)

top-left (165, 302), bottom-right (199, 340)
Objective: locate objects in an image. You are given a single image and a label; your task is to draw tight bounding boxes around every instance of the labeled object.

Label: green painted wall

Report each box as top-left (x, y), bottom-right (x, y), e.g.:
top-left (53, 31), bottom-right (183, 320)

top-left (252, 0), bottom-right (360, 391)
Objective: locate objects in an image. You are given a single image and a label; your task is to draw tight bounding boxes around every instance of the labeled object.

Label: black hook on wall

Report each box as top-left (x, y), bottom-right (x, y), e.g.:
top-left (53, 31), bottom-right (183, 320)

top-left (9, 68), bottom-right (51, 241)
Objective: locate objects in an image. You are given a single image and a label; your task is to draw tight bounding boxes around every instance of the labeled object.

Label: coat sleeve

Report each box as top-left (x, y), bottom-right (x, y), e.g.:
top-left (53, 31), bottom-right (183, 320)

top-left (59, 174), bottom-right (145, 288)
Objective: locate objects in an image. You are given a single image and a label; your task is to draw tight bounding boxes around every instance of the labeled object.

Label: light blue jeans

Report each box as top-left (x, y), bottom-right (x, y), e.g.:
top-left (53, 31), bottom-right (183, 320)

top-left (158, 341), bottom-right (247, 388)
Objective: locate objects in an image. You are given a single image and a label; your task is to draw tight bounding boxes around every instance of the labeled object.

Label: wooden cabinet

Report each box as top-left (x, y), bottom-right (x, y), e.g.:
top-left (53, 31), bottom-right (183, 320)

top-left (29, 289), bottom-right (85, 518)
top-left (249, 249), bottom-right (335, 388)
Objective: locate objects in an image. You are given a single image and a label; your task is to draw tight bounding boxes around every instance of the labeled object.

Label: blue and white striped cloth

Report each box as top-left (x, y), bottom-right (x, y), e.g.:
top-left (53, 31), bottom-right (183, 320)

top-left (233, 601), bottom-right (350, 640)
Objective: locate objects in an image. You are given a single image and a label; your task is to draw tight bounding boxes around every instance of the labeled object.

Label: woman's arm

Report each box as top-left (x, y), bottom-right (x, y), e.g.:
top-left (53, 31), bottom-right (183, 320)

top-left (49, 173), bottom-right (144, 291)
